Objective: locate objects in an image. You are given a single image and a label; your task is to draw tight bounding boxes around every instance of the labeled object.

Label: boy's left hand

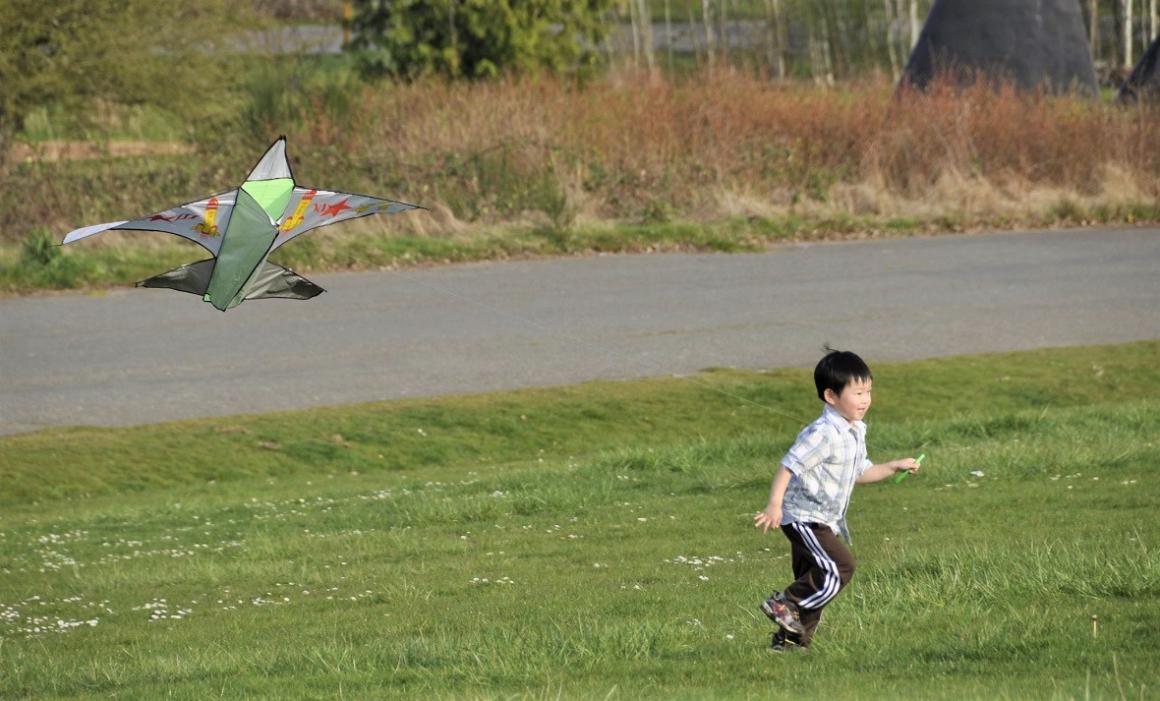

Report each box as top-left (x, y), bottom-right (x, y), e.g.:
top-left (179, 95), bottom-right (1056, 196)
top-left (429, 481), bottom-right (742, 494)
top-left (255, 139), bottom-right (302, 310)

top-left (893, 457), bottom-right (920, 474)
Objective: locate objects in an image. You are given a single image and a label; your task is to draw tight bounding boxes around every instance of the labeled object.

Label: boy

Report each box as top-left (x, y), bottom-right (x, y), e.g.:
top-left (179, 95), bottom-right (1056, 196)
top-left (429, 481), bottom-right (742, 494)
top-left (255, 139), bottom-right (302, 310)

top-left (753, 348), bottom-right (919, 651)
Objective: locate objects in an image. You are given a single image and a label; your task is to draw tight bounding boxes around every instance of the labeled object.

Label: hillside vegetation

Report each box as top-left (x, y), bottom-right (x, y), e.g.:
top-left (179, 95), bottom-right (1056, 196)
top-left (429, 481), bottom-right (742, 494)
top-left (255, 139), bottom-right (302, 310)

top-left (4, 69), bottom-right (1159, 294)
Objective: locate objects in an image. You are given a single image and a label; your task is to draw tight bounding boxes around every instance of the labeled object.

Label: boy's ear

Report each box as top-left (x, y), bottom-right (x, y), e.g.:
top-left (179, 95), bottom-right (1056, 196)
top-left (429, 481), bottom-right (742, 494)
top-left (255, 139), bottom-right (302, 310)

top-left (822, 387), bottom-right (839, 406)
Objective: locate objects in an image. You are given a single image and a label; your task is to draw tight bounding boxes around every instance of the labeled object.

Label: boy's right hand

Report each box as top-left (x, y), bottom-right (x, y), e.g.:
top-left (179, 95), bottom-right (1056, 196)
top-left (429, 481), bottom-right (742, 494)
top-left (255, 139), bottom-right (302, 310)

top-left (754, 505), bottom-right (782, 534)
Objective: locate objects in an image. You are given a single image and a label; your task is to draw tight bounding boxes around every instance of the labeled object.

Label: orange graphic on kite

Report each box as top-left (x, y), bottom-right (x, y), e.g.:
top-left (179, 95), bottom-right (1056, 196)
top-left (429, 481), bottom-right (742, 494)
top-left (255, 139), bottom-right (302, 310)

top-left (193, 197), bottom-right (221, 236)
top-left (280, 189), bottom-right (317, 232)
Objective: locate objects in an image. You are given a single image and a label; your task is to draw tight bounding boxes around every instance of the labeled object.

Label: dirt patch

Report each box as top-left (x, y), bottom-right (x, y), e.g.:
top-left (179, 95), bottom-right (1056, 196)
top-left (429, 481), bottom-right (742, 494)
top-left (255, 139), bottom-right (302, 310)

top-left (7, 140), bottom-right (195, 163)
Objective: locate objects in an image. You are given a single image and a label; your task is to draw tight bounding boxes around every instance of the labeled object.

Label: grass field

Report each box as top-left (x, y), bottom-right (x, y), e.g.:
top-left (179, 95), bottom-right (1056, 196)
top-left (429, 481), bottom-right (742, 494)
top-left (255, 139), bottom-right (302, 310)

top-left (1, 342), bottom-right (1157, 699)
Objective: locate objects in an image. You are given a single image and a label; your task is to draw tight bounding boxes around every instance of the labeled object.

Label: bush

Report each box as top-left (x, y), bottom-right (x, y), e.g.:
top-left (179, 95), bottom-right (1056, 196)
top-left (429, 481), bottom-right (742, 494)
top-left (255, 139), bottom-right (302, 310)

top-left (351, 0), bottom-right (611, 80)
top-left (21, 228), bottom-right (59, 266)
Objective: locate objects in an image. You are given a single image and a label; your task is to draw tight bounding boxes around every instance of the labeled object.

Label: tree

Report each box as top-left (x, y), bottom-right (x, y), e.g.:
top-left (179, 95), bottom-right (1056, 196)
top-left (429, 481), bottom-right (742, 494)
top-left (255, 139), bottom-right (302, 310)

top-left (0, 0), bottom-right (245, 171)
top-left (350, 0), bottom-right (613, 80)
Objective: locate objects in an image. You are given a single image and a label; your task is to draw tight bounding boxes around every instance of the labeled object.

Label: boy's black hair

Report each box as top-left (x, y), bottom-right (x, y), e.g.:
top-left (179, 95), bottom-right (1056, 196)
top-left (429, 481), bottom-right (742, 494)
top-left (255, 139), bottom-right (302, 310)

top-left (814, 346), bottom-right (872, 400)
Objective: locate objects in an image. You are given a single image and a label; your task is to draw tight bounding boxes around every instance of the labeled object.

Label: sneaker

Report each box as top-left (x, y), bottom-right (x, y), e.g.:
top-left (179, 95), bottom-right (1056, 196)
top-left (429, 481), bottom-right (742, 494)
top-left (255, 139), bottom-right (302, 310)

top-left (760, 592), bottom-right (805, 635)
top-left (769, 629), bottom-right (804, 652)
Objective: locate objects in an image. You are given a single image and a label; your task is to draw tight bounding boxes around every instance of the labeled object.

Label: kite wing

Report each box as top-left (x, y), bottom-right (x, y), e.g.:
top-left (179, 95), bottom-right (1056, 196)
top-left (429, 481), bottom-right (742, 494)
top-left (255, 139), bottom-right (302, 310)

top-left (271, 187), bottom-right (422, 252)
top-left (61, 190), bottom-right (239, 256)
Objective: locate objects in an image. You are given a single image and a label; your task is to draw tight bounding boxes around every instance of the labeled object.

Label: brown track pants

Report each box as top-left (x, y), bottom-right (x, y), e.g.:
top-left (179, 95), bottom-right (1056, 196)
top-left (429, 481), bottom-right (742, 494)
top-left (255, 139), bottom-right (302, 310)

top-left (778, 521), bottom-right (856, 646)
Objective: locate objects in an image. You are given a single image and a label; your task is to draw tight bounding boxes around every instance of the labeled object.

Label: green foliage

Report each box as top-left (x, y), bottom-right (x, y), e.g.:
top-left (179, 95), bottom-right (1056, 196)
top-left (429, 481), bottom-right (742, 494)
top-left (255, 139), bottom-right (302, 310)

top-left (239, 54), bottom-right (366, 143)
top-left (0, 0), bottom-right (252, 165)
top-left (350, 0), bottom-right (613, 80)
top-left (20, 228), bottom-right (59, 266)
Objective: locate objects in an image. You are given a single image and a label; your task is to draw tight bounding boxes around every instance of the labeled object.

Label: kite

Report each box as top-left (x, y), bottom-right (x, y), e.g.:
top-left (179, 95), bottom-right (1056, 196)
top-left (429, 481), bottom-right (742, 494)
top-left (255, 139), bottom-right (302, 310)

top-left (61, 137), bottom-right (422, 311)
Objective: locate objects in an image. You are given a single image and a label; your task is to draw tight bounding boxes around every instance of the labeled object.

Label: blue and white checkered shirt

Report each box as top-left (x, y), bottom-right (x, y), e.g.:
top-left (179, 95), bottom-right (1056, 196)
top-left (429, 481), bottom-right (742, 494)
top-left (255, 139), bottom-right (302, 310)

top-left (780, 404), bottom-right (873, 540)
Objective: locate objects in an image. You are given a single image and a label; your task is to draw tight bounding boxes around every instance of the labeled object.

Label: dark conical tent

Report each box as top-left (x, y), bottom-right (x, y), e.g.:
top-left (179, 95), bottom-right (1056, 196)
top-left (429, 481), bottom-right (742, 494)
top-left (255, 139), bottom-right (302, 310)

top-left (901, 0), bottom-right (1099, 96)
top-left (1117, 35), bottom-right (1160, 103)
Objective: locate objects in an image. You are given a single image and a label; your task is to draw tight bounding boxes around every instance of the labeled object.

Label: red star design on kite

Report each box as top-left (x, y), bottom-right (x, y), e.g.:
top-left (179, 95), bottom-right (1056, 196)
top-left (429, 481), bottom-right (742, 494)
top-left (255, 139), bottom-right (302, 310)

top-left (321, 198), bottom-right (352, 218)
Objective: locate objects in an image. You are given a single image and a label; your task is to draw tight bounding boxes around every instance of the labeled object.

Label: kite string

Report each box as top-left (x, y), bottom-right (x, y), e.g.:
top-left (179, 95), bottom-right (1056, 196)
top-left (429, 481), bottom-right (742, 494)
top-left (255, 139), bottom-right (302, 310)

top-left (401, 274), bottom-right (810, 427)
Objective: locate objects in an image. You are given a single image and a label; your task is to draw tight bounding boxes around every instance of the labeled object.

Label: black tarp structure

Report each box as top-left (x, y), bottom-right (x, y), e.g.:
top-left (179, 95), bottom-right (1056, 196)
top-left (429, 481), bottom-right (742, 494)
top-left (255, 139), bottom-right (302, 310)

top-left (1117, 35), bottom-right (1160, 103)
top-left (901, 0), bottom-right (1099, 96)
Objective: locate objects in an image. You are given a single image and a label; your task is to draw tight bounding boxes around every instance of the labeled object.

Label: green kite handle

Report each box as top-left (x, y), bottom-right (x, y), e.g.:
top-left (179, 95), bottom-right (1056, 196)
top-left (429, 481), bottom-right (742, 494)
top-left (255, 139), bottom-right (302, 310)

top-left (894, 453), bottom-right (924, 483)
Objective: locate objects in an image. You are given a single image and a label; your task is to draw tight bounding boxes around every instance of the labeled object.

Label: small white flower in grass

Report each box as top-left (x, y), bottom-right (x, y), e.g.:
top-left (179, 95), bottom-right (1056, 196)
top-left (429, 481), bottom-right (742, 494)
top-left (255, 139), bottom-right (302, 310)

top-left (698, 575), bottom-right (709, 581)
top-left (725, 634), bottom-right (734, 640)
top-left (970, 470), bottom-right (985, 478)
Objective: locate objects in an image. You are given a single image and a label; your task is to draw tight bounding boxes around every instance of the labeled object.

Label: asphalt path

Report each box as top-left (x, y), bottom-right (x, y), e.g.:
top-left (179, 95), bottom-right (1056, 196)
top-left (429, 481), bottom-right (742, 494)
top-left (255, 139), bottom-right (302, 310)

top-left (1, 227), bottom-right (1157, 436)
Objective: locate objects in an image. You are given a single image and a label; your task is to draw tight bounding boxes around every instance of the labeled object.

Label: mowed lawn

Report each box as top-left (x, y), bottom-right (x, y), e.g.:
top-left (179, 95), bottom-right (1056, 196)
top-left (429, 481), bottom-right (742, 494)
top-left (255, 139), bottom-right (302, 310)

top-left (1, 343), bottom-right (1157, 700)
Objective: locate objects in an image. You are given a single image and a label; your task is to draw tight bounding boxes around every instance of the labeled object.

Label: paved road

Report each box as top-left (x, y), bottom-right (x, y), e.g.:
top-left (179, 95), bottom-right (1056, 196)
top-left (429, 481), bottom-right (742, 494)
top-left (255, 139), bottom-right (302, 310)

top-left (2, 227), bottom-right (1157, 436)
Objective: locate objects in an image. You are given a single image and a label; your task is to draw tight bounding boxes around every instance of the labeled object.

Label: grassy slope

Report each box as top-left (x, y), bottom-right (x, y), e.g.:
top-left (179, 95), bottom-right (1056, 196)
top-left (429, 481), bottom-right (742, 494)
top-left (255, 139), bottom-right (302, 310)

top-left (1, 342), bottom-right (1157, 699)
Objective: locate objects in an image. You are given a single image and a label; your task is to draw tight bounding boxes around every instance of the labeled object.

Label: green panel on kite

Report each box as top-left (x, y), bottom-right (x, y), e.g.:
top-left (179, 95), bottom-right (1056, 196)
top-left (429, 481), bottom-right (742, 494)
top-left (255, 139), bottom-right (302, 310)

top-left (241, 177), bottom-right (294, 222)
top-left (205, 187), bottom-right (278, 311)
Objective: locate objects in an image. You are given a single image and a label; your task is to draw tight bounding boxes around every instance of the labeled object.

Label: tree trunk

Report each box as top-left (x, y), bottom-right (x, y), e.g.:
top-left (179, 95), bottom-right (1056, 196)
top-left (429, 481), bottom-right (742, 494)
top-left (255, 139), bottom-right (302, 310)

top-left (909, 0), bottom-right (920, 49)
top-left (768, 0), bottom-right (787, 78)
top-left (702, 0), bottom-right (716, 76)
top-left (687, 4), bottom-right (702, 72)
top-left (884, 0), bottom-right (899, 81)
top-left (1124, 0), bottom-right (1134, 69)
top-left (628, 0), bottom-right (640, 70)
top-left (821, 12), bottom-right (835, 85)
top-left (1146, 0), bottom-right (1155, 45)
top-left (664, 0), bottom-right (673, 73)
top-left (809, 12), bottom-right (835, 86)
top-left (1088, 0), bottom-right (1101, 61)
top-left (719, 0), bottom-right (730, 68)
top-left (636, 0), bottom-right (655, 74)
top-left (763, 0), bottom-right (776, 78)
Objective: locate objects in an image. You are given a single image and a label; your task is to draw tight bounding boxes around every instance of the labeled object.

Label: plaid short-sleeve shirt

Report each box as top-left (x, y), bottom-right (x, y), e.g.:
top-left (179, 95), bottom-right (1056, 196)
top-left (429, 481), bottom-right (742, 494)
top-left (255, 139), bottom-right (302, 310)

top-left (779, 404), bottom-right (872, 538)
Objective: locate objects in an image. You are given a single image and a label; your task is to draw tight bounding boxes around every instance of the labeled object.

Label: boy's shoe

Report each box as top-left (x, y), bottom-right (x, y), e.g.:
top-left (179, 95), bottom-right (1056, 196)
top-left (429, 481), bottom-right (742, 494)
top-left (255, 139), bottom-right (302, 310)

top-left (760, 592), bottom-right (805, 635)
top-left (769, 629), bottom-right (805, 652)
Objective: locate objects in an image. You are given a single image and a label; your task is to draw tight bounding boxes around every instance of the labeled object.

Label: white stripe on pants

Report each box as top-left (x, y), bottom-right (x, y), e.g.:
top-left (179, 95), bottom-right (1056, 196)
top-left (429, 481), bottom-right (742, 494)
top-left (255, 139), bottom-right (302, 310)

top-left (791, 522), bottom-right (841, 609)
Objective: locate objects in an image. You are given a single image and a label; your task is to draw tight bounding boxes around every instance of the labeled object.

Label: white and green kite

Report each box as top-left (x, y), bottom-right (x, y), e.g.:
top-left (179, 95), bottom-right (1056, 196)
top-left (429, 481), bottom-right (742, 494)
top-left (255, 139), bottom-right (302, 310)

top-left (61, 137), bottom-right (422, 311)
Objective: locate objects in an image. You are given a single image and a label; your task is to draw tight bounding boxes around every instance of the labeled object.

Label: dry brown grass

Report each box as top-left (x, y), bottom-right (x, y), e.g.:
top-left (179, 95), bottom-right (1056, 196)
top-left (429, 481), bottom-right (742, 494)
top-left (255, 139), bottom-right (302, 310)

top-left (5, 71), bottom-right (1159, 242)
top-left (321, 70), bottom-right (1160, 228)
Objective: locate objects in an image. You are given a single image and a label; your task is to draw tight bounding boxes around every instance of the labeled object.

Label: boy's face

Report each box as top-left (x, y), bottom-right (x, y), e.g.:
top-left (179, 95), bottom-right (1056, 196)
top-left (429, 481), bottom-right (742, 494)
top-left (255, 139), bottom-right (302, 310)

top-left (824, 377), bottom-right (872, 423)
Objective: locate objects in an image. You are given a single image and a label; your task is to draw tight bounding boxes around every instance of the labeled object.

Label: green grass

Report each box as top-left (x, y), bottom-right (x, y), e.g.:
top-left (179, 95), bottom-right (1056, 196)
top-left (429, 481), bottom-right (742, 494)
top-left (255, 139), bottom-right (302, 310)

top-left (2, 342), bottom-right (1158, 699)
top-left (6, 208), bottom-right (1139, 297)
top-left (0, 217), bottom-right (792, 296)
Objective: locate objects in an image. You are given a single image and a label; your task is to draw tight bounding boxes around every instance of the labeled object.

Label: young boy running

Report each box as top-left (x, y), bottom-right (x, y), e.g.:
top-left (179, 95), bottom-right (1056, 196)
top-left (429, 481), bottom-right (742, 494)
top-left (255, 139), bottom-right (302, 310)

top-left (754, 348), bottom-right (919, 650)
